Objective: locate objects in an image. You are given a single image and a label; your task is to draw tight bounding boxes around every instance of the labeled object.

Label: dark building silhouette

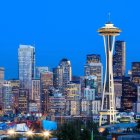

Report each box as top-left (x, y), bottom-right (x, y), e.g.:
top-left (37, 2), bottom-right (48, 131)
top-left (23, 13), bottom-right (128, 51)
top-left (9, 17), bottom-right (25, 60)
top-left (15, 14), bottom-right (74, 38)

top-left (132, 62), bottom-right (140, 85)
top-left (121, 76), bottom-right (137, 112)
top-left (113, 41), bottom-right (126, 78)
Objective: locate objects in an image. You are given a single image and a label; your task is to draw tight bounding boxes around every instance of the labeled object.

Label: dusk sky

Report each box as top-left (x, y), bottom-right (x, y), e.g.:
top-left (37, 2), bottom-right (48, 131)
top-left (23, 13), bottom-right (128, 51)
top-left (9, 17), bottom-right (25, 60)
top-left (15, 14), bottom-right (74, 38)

top-left (0, 0), bottom-right (140, 79)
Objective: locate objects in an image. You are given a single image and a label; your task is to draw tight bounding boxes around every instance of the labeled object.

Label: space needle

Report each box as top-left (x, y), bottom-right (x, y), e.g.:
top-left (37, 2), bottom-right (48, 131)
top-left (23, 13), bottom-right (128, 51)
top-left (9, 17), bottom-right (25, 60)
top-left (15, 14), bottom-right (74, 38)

top-left (98, 20), bottom-right (121, 126)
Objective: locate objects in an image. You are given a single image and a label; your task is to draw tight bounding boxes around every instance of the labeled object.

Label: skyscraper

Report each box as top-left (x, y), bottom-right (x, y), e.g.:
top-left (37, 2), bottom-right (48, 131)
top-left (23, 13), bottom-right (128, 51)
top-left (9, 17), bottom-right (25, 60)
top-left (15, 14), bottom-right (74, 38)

top-left (59, 58), bottom-right (72, 86)
top-left (122, 76), bottom-right (137, 111)
top-left (40, 71), bottom-right (53, 114)
top-left (0, 68), bottom-right (4, 110)
top-left (32, 79), bottom-right (41, 112)
top-left (113, 41), bottom-right (126, 78)
top-left (132, 62), bottom-right (140, 85)
top-left (2, 81), bottom-right (13, 114)
top-left (18, 45), bottom-right (35, 100)
top-left (84, 54), bottom-right (103, 95)
top-left (53, 66), bottom-right (63, 89)
top-left (0, 68), bottom-right (4, 81)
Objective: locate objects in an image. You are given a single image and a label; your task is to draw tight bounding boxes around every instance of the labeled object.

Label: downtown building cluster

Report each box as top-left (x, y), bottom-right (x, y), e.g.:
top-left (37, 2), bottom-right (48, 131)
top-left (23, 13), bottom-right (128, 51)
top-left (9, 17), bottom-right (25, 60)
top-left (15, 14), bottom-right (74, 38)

top-left (0, 41), bottom-right (140, 122)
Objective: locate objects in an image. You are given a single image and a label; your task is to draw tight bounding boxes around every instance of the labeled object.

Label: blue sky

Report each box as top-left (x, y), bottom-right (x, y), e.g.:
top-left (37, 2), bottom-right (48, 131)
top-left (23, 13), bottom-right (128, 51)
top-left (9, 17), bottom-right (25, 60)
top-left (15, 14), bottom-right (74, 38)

top-left (0, 0), bottom-right (140, 79)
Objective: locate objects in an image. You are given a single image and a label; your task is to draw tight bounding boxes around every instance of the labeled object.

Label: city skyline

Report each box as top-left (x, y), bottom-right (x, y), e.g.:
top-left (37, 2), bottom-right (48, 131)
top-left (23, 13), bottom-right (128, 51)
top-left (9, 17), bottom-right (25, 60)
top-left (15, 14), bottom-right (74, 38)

top-left (0, 0), bottom-right (140, 79)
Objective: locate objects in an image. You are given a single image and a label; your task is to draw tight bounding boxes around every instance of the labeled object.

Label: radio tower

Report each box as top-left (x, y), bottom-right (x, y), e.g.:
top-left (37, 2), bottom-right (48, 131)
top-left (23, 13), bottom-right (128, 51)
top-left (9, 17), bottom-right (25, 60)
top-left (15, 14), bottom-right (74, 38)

top-left (98, 20), bottom-right (121, 126)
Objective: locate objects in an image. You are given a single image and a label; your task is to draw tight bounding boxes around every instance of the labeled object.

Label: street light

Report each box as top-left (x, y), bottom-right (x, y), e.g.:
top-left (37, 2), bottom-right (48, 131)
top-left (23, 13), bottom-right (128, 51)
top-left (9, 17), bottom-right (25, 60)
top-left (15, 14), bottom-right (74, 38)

top-left (7, 129), bottom-right (15, 135)
top-left (98, 127), bottom-right (105, 136)
top-left (26, 130), bottom-right (33, 136)
top-left (43, 131), bottom-right (51, 139)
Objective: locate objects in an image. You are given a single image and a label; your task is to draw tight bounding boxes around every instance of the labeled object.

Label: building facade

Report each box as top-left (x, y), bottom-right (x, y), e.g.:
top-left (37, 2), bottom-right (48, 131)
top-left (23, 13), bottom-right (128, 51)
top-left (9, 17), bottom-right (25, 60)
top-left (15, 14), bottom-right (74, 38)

top-left (121, 76), bottom-right (137, 112)
top-left (40, 71), bottom-right (53, 114)
top-left (113, 41), bottom-right (126, 78)
top-left (84, 60), bottom-right (103, 96)
top-left (32, 79), bottom-right (41, 112)
top-left (2, 81), bottom-right (13, 114)
top-left (59, 58), bottom-right (72, 87)
top-left (132, 62), bottom-right (140, 85)
top-left (53, 66), bottom-right (63, 89)
top-left (18, 45), bottom-right (35, 100)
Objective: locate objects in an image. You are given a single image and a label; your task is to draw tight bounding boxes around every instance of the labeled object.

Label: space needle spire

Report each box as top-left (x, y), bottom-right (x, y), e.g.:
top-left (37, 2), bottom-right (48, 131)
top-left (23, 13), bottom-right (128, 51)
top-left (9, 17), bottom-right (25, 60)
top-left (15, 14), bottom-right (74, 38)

top-left (98, 19), bottom-right (121, 126)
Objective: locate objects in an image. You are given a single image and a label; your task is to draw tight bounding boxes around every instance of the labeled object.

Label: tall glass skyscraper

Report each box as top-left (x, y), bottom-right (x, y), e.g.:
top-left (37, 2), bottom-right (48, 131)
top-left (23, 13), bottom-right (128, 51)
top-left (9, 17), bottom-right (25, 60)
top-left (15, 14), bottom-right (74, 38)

top-left (18, 45), bottom-right (35, 101)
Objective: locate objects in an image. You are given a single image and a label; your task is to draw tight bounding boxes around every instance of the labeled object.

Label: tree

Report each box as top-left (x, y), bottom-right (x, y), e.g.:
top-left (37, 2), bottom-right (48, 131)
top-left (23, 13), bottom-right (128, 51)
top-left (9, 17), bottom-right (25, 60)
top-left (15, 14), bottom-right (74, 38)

top-left (57, 119), bottom-right (107, 140)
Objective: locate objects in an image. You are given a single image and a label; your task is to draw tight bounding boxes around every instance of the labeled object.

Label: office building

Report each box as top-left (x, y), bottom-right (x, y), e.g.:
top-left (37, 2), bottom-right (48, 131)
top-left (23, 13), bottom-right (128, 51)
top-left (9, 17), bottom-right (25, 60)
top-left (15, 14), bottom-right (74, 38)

top-left (114, 78), bottom-right (122, 109)
top-left (53, 66), bottom-right (63, 89)
top-left (35, 67), bottom-right (49, 79)
top-left (18, 45), bottom-right (35, 100)
top-left (66, 100), bottom-right (80, 116)
top-left (59, 58), bottom-right (72, 86)
top-left (113, 41), bottom-right (126, 78)
top-left (40, 71), bottom-right (53, 114)
top-left (2, 81), bottom-right (13, 114)
top-left (92, 100), bottom-right (101, 115)
top-left (86, 54), bottom-right (101, 64)
top-left (121, 76), bottom-right (137, 112)
top-left (48, 92), bottom-right (66, 116)
top-left (81, 100), bottom-right (92, 116)
top-left (0, 68), bottom-right (4, 110)
top-left (132, 62), bottom-right (140, 85)
top-left (18, 89), bottom-right (29, 113)
top-left (84, 57), bottom-right (103, 95)
top-left (32, 79), bottom-right (41, 112)
top-left (64, 82), bottom-right (81, 100)
top-left (9, 80), bottom-right (19, 113)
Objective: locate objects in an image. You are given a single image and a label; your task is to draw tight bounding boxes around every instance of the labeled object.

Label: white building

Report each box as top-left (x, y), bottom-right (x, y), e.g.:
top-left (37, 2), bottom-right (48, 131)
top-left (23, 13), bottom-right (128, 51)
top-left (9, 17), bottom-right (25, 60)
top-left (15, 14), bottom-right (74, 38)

top-left (84, 87), bottom-right (96, 100)
top-left (81, 100), bottom-right (92, 116)
top-left (92, 100), bottom-right (101, 114)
